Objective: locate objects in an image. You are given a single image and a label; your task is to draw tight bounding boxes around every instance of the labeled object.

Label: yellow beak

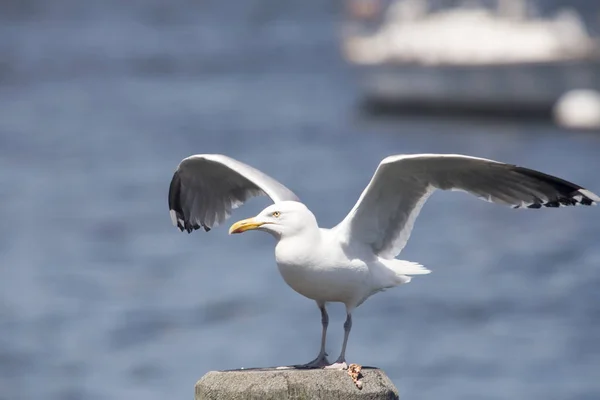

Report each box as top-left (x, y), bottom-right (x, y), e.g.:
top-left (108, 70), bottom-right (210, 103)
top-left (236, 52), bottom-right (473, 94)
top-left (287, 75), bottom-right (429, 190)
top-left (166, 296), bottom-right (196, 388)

top-left (228, 218), bottom-right (266, 234)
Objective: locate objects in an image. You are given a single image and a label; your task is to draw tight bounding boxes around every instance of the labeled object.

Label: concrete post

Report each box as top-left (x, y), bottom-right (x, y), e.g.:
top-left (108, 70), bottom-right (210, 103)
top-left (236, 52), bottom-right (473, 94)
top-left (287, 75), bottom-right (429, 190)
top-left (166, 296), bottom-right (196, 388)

top-left (195, 367), bottom-right (399, 400)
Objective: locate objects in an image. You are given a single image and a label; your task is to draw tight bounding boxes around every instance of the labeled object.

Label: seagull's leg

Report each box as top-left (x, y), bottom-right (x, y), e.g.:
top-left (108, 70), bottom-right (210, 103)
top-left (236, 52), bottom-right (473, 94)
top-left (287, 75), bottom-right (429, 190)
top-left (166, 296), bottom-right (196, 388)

top-left (296, 302), bottom-right (330, 368)
top-left (315, 303), bottom-right (329, 362)
top-left (325, 312), bottom-right (352, 370)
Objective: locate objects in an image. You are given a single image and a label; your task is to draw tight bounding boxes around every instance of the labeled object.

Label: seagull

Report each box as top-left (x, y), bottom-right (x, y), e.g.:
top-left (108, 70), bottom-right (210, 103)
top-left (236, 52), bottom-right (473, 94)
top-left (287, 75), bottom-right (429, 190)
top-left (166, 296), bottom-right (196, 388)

top-left (168, 153), bottom-right (599, 369)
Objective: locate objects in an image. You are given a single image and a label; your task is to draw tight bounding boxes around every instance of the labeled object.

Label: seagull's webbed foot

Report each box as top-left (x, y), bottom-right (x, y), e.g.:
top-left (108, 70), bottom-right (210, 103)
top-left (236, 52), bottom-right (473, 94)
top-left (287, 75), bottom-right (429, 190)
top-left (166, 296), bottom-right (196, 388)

top-left (294, 352), bottom-right (330, 369)
top-left (325, 359), bottom-right (348, 370)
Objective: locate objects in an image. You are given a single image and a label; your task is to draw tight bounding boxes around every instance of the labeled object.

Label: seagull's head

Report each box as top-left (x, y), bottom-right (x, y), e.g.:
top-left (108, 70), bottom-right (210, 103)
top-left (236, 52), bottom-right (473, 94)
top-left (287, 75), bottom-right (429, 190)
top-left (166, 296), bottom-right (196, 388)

top-left (228, 201), bottom-right (317, 239)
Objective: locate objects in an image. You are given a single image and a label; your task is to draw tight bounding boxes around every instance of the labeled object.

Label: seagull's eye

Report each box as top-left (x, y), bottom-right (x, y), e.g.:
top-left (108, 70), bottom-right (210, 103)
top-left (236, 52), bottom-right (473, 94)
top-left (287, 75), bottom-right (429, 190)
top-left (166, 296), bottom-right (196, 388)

top-left (272, 211), bottom-right (281, 218)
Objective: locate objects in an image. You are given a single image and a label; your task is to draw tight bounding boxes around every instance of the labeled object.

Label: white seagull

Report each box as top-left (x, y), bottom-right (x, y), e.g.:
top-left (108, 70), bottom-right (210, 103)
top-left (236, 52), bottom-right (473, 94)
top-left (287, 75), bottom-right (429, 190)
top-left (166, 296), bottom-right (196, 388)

top-left (168, 153), bottom-right (599, 369)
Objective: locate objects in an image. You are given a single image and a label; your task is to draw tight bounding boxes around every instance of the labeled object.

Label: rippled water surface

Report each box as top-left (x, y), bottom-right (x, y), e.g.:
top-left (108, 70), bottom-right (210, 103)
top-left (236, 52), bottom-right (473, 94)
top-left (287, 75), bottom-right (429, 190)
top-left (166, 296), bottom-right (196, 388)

top-left (1, 1), bottom-right (599, 399)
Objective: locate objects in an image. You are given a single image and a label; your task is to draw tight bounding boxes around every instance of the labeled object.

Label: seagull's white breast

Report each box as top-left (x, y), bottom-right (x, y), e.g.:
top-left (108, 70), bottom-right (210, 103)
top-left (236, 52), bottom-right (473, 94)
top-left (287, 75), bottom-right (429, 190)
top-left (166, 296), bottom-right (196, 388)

top-left (274, 230), bottom-right (372, 305)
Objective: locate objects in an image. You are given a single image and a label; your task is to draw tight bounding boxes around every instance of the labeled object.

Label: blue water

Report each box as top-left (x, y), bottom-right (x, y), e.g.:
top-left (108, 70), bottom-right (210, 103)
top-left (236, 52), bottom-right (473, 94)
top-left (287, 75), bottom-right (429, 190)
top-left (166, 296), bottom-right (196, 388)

top-left (1, 1), bottom-right (599, 399)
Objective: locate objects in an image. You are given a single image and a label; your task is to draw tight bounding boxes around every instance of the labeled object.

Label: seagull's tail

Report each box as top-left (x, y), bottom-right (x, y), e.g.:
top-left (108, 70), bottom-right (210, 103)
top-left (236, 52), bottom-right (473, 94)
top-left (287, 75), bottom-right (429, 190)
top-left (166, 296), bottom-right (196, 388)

top-left (370, 259), bottom-right (431, 290)
top-left (381, 259), bottom-right (431, 276)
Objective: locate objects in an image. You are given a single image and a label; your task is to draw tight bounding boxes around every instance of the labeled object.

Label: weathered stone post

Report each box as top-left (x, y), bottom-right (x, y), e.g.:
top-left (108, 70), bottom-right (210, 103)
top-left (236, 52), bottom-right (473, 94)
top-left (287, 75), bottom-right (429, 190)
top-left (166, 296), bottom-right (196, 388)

top-left (195, 367), bottom-right (399, 399)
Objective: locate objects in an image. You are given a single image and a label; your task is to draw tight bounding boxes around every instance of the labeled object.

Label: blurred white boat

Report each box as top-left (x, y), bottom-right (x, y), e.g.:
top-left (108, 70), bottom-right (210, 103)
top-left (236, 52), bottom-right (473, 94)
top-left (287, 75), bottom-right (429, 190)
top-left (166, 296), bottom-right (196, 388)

top-left (343, 0), bottom-right (598, 66)
top-left (342, 0), bottom-right (600, 122)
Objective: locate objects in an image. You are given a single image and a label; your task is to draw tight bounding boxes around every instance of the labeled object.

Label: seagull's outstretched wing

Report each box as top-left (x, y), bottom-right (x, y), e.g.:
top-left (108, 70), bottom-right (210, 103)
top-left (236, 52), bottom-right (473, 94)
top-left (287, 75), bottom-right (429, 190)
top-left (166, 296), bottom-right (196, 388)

top-left (169, 154), bottom-right (299, 233)
top-left (334, 154), bottom-right (599, 259)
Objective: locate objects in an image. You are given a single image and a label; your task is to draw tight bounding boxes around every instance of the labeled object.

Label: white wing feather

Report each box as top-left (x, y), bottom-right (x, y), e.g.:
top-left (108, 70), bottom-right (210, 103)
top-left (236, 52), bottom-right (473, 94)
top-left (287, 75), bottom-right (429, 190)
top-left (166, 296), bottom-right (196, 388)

top-left (334, 154), bottom-right (599, 259)
top-left (169, 154), bottom-right (299, 233)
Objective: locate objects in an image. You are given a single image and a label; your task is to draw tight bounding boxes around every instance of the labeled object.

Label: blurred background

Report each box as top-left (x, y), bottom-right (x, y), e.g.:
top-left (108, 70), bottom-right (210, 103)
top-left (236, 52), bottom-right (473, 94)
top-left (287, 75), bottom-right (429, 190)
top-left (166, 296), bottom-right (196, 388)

top-left (1, 0), bottom-right (599, 399)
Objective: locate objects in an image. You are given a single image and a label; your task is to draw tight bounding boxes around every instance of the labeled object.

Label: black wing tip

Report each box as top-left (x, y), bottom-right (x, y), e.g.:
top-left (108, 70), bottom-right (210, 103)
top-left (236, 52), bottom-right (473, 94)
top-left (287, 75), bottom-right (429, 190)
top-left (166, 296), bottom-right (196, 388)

top-left (510, 166), bottom-right (598, 209)
top-left (168, 170), bottom-right (182, 211)
top-left (170, 211), bottom-right (212, 234)
top-left (188, 223), bottom-right (210, 233)
top-left (512, 189), bottom-right (597, 209)
top-left (171, 212), bottom-right (212, 234)
top-left (169, 170), bottom-right (212, 234)
top-left (169, 170), bottom-right (187, 232)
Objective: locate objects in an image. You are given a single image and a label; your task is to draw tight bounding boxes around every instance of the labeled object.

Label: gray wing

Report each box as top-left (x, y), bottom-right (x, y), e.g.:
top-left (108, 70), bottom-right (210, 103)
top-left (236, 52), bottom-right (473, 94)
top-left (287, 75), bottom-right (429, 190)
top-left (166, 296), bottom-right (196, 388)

top-left (169, 154), bottom-right (299, 233)
top-left (334, 154), bottom-right (599, 259)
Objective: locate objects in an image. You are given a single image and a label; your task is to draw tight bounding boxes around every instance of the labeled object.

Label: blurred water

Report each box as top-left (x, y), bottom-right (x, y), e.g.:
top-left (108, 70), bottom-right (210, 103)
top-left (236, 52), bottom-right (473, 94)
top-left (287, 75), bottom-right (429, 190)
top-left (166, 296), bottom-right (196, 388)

top-left (1, 1), bottom-right (599, 399)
